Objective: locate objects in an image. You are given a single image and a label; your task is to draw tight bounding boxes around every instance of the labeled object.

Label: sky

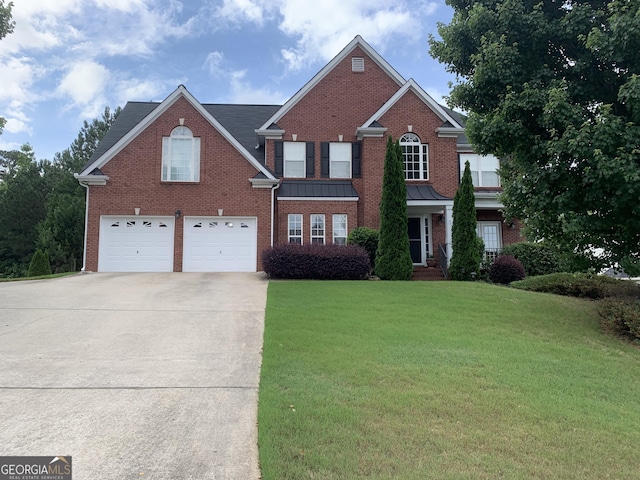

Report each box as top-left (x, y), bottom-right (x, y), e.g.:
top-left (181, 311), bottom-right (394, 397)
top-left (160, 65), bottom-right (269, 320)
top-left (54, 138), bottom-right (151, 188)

top-left (0, 0), bottom-right (459, 162)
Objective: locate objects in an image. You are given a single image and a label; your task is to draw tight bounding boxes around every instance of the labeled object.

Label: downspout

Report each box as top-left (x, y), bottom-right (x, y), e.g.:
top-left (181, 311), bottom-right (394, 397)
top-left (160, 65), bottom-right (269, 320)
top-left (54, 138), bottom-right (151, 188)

top-left (270, 180), bottom-right (281, 246)
top-left (78, 180), bottom-right (90, 272)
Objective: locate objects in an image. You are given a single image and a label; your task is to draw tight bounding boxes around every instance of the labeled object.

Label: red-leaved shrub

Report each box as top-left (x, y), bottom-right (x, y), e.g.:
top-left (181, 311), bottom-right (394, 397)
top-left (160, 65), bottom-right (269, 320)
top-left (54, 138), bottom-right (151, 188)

top-left (489, 255), bottom-right (526, 284)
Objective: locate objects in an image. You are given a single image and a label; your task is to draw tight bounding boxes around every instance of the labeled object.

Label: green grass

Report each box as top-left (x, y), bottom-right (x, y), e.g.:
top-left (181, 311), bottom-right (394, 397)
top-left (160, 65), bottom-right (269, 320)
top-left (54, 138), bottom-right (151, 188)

top-left (258, 281), bottom-right (640, 479)
top-left (0, 272), bottom-right (78, 282)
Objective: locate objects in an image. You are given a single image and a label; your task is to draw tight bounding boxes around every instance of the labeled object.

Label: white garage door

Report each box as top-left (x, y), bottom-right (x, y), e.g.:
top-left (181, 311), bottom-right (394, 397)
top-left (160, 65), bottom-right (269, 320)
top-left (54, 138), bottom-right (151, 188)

top-left (98, 216), bottom-right (175, 272)
top-left (183, 217), bottom-right (257, 272)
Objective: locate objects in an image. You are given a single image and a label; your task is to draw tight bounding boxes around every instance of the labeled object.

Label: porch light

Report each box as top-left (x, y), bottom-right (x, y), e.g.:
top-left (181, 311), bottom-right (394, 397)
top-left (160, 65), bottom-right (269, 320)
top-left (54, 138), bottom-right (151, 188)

top-left (175, 209), bottom-right (181, 219)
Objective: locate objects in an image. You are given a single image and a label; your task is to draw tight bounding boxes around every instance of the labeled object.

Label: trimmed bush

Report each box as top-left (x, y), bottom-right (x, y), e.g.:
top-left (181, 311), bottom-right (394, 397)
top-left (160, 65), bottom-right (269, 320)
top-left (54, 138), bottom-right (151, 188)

top-left (28, 249), bottom-right (52, 277)
top-left (489, 255), bottom-right (525, 284)
top-left (599, 298), bottom-right (640, 341)
top-left (511, 273), bottom-right (640, 299)
top-left (347, 227), bottom-right (379, 272)
top-left (501, 242), bottom-right (560, 277)
top-left (263, 244), bottom-right (370, 280)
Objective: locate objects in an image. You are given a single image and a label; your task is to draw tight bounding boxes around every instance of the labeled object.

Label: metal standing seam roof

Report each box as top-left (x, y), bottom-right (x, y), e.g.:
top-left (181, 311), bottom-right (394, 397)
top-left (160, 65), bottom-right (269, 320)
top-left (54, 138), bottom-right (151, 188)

top-left (405, 185), bottom-right (452, 201)
top-left (278, 181), bottom-right (359, 198)
top-left (82, 101), bottom-right (282, 172)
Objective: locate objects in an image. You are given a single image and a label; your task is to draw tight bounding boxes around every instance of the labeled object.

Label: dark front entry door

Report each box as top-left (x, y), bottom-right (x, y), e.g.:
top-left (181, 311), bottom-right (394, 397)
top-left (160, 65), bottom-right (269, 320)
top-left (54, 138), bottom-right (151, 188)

top-left (408, 217), bottom-right (422, 264)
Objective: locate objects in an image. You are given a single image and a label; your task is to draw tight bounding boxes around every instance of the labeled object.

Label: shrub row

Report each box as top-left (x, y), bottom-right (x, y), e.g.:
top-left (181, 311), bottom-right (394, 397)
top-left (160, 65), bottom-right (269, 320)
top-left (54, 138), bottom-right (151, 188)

top-left (599, 298), bottom-right (640, 341)
top-left (500, 242), bottom-right (560, 277)
top-left (263, 244), bottom-right (370, 280)
top-left (347, 227), bottom-right (379, 272)
top-left (510, 273), bottom-right (640, 299)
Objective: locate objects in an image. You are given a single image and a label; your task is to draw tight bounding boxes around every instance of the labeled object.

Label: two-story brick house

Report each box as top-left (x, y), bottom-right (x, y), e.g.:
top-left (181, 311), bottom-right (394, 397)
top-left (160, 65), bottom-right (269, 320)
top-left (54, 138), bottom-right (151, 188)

top-left (75, 35), bottom-right (522, 273)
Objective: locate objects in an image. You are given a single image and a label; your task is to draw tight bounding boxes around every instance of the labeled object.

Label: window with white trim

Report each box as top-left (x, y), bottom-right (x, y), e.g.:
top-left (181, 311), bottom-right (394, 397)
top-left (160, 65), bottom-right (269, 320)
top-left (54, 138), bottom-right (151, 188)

top-left (329, 143), bottom-right (351, 178)
top-left (332, 214), bottom-right (348, 245)
top-left (288, 214), bottom-right (302, 244)
top-left (400, 133), bottom-right (428, 180)
top-left (477, 221), bottom-right (502, 262)
top-left (284, 142), bottom-right (306, 178)
top-left (460, 153), bottom-right (500, 187)
top-left (311, 214), bottom-right (325, 244)
top-left (162, 126), bottom-right (200, 182)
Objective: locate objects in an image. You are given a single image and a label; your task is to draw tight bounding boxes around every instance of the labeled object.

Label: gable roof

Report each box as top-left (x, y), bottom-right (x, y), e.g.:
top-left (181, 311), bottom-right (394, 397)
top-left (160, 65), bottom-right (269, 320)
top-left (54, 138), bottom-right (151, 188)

top-left (359, 79), bottom-right (465, 133)
top-left (78, 85), bottom-right (279, 180)
top-left (256, 35), bottom-right (406, 133)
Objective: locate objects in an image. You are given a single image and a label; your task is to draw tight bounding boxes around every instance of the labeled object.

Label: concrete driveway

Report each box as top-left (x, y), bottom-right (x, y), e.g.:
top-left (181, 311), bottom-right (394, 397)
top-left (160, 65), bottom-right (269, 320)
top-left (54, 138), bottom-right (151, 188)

top-left (0, 272), bottom-right (267, 479)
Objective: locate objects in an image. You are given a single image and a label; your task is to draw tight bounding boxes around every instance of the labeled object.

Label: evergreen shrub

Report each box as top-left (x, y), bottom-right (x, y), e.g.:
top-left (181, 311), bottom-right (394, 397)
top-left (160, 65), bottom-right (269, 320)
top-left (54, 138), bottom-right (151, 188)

top-left (263, 244), bottom-right (370, 280)
top-left (489, 255), bottom-right (525, 284)
top-left (599, 299), bottom-right (640, 341)
top-left (347, 227), bottom-right (379, 271)
top-left (510, 273), bottom-right (640, 299)
top-left (28, 249), bottom-right (52, 277)
top-left (501, 242), bottom-right (560, 277)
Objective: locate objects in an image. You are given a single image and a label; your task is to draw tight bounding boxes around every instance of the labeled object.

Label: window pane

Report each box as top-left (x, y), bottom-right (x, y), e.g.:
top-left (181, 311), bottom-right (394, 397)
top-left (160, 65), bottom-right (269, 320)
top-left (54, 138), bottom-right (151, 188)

top-left (481, 171), bottom-right (500, 187)
top-left (333, 214), bottom-right (347, 245)
top-left (288, 214), bottom-right (302, 244)
top-left (330, 143), bottom-right (351, 178)
top-left (311, 214), bottom-right (325, 244)
top-left (284, 142), bottom-right (306, 178)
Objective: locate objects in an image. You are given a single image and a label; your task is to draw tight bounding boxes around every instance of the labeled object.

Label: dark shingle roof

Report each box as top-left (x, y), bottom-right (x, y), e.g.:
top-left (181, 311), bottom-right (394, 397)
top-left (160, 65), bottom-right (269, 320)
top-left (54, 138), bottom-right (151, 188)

top-left (279, 180), bottom-right (359, 198)
top-left (83, 101), bottom-right (282, 171)
top-left (406, 185), bottom-right (451, 201)
top-left (203, 104), bottom-right (281, 163)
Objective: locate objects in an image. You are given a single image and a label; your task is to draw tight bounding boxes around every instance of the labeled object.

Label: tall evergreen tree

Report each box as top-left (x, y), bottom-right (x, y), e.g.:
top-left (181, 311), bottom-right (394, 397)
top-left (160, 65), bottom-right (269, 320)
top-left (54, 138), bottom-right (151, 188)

top-left (375, 136), bottom-right (413, 280)
top-left (449, 161), bottom-right (481, 280)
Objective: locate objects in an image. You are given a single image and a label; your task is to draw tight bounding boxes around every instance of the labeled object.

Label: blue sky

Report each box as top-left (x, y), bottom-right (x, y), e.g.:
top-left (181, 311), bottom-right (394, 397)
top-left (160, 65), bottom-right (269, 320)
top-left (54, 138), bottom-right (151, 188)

top-left (0, 0), bottom-right (458, 163)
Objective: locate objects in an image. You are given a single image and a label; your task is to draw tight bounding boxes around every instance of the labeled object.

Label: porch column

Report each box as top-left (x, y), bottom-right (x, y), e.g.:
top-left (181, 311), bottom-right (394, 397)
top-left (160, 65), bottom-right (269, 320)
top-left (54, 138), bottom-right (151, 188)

top-left (444, 204), bottom-right (453, 266)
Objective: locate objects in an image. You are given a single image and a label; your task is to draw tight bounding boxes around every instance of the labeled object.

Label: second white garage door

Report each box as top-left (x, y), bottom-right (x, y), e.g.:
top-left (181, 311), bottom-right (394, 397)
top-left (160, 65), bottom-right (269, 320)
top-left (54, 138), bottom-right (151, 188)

top-left (182, 217), bottom-right (257, 272)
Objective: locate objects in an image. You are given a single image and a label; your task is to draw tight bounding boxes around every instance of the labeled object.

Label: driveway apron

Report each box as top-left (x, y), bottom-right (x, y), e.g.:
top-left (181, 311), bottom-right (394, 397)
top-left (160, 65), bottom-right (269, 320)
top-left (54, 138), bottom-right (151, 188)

top-left (0, 272), bottom-right (267, 479)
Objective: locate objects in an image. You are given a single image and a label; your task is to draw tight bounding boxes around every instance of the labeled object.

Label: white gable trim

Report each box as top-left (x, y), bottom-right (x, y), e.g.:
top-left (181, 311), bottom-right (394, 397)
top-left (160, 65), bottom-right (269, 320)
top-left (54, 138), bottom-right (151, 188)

top-left (360, 79), bottom-right (465, 131)
top-left (79, 85), bottom-right (276, 181)
top-left (256, 36), bottom-right (406, 132)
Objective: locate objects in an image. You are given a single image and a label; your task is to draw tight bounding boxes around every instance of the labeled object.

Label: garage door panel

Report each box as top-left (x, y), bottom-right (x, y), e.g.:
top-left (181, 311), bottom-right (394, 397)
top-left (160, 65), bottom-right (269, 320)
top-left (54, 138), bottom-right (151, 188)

top-left (183, 217), bottom-right (257, 272)
top-left (98, 216), bottom-right (175, 272)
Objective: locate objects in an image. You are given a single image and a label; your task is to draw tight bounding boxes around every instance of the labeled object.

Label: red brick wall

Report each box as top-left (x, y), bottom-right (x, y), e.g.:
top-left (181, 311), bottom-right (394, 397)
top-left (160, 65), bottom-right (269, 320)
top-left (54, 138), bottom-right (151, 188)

top-left (476, 210), bottom-right (525, 247)
top-left (85, 96), bottom-right (273, 271)
top-left (276, 201), bottom-right (359, 245)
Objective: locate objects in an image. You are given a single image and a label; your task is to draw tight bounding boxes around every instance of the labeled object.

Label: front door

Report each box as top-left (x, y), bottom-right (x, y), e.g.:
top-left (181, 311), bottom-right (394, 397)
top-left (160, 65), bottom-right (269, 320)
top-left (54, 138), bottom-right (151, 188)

top-left (408, 217), bottom-right (422, 264)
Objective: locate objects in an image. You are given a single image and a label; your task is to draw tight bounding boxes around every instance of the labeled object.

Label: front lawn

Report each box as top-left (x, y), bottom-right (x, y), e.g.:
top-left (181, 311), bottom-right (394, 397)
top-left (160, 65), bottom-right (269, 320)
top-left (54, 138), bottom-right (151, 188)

top-left (258, 281), bottom-right (640, 479)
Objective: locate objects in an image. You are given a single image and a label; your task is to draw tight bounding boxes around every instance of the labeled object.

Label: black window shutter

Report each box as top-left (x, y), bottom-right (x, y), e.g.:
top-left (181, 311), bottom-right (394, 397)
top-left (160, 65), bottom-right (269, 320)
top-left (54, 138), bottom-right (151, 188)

top-left (352, 141), bottom-right (362, 178)
top-left (274, 141), bottom-right (283, 177)
top-left (321, 142), bottom-right (330, 178)
top-left (306, 142), bottom-right (315, 178)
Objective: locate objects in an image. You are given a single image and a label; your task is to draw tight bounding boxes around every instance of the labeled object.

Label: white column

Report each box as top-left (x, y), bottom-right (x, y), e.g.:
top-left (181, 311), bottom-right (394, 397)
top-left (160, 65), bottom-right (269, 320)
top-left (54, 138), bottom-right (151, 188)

top-left (444, 204), bottom-right (453, 266)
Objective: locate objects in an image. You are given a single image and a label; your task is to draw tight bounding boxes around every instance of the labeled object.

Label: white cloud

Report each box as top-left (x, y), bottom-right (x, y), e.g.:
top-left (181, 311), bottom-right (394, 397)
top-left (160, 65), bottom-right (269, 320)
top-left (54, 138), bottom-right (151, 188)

top-left (205, 51), bottom-right (225, 76)
top-left (227, 70), bottom-right (288, 104)
top-left (56, 60), bottom-right (110, 117)
top-left (214, 0), bottom-right (273, 26)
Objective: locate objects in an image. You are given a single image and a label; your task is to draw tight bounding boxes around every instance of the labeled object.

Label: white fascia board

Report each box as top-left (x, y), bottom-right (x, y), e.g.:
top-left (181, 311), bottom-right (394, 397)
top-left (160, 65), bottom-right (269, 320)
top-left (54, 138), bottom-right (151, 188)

top-left (255, 129), bottom-right (285, 139)
top-left (407, 199), bottom-right (454, 207)
top-left (80, 85), bottom-right (276, 181)
top-left (355, 127), bottom-right (387, 140)
top-left (74, 173), bottom-right (109, 185)
top-left (250, 178), bottom-right (279, 188)
top-left (474, 194), bottom-right (504, 210)
top-left (457, 143), bottom-right (475, 152)
top-left (360, 79), bottom-right (466, 131)
top-left (257, 35), bottom-right (406, 131)
top-left (436, 127), bottom-right (465, 137)
top-left (277, 197), bottom-right (359, 202)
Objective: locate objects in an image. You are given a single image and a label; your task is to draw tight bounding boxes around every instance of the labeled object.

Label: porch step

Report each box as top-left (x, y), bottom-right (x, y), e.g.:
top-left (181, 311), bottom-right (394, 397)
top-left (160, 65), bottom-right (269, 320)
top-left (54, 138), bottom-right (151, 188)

top-left (411, 266), bottom-right (447, 281)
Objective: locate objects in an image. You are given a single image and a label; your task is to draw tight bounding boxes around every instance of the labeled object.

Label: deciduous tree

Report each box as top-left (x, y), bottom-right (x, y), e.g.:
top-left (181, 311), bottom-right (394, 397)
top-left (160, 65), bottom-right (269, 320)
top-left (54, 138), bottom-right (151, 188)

top-left (430, 0), bottom-right (640, 269)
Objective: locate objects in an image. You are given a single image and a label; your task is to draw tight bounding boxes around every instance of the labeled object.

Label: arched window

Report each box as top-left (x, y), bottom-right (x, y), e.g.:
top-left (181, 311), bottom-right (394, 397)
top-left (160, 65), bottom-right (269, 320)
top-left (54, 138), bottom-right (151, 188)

top-left (162, 126), bottom-right (201, 182)
top-left (400, 133), bottom-right (428, 180)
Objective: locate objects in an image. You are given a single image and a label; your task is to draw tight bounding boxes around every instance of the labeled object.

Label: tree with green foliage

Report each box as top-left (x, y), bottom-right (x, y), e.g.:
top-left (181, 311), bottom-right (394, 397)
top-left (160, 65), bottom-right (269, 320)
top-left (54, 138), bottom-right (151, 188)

top-left (430, 0), bottom-right (640, 270)
top-left (0, 1), bottom-right (15, 135)
top-left (28, 249), bottom-right (51, 277)
top-left (449, 161), bottom-right (481, 280)
top-left (37, 106), bottom-right (121, 272)
top-left (347, 226), bottom-right (379, 273)
top-left (375, 136), bottom-right (413, 280)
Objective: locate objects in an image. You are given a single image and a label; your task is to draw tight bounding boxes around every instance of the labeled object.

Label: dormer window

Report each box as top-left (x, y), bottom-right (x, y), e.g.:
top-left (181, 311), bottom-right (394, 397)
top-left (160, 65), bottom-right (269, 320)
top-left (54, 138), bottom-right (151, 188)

top-left (400, 133), bottom-right (428, 180)
top-left (162, 126), bottom-right (201, 182)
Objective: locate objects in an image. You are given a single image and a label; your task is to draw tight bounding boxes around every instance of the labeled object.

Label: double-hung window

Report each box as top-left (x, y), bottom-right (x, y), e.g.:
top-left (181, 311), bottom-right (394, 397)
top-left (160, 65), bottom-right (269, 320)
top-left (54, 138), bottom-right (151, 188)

top-left (284, 142), bottom-right (306, 178)
top-left (400, 133), bottom-right (428, 180)
top-left (329, 143), bottom-right (351, 178)
top-left (332, 214), bottom-right (347, 245)
top-left (460, 154), bottom-right (500, 187)
top-left (311, 214), bottom-right (325, 244)
top-left (162, 126), bottom-right (200, 182)
top-left (288, 214), bottom-right (302, 244)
